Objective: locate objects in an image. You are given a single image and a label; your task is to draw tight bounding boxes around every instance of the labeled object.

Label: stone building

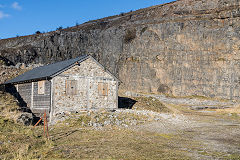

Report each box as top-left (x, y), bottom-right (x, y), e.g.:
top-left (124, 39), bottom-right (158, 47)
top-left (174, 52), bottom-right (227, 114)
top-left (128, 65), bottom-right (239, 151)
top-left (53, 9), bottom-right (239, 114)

top-left (3, 55), bottom-right (120, 121)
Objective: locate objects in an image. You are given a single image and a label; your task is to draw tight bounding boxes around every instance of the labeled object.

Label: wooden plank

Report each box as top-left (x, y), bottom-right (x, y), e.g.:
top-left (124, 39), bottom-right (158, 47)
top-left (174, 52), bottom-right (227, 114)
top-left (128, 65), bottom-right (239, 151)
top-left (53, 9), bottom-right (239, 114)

top-left (50, 79), bottom-right (53, 122)
top-left (98, 82), bottom-right (103, 95)
top-left (18, 83), bottom-right (32, 108)
top-left (16, 84), bottom-right (18, 92)
top-left (66, 80), bottom-right (77, 95)
top-left (38, 80), bottom-right (45, 94)
top-left (87, 79), bottom-right (89, 108)
top-left (32, 80), bottom-right (51, 109)
top-left (32, 109), bottom-right (50, 115)
top-left (71, 80), bottom-right (77, 95)
top-left (33, 103), bottom-right (50, 106)
top-left (34, 113), bottom-right (50, 119)
top-left (98, 82), bottom-right (108, 96)
top-left (103, 83), bottom-right (108, 96)
top-left (65, 80), bottom-right (69, 94)
top-left (31, 82), bottom-right (34, 109)
top-left (66, 80), bottom-right (70, 95)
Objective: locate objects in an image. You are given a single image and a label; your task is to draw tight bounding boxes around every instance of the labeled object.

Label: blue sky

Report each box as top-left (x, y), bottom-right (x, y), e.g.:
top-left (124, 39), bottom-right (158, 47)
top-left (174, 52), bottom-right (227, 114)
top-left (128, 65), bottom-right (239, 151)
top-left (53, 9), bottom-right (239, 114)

top-left (0, 0), bottom-right (173, 39)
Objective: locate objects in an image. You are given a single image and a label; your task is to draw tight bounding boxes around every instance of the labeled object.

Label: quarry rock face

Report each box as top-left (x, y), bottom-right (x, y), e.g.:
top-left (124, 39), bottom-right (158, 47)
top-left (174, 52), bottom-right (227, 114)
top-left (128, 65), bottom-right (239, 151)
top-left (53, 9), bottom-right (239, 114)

top-left (1, 0), bottom-right (240, 99)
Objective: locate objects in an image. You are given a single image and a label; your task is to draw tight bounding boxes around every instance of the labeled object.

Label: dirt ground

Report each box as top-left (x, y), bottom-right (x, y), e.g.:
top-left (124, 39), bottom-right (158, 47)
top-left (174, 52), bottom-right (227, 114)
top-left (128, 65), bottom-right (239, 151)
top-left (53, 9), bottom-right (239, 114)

top-left (47, 95), bottom-right (240, 159)
top-left (131, 95), bottom-right (240, 159)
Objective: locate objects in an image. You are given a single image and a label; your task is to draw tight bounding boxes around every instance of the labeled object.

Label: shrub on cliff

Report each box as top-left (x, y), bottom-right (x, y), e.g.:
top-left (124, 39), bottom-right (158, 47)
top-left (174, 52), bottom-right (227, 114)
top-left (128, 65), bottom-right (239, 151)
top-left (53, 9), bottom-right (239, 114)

top-left (124, 28), bottom-right (136, 43)
top-left (35, 31), bottom-right (41, 34)
top-left (56, 26), bottom-right (63, 30)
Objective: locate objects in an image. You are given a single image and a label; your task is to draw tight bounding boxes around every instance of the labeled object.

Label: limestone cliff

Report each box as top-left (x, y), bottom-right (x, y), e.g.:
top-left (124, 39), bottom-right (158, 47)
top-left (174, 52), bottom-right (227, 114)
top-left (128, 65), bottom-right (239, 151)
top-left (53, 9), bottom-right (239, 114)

top-left (1, 0), bottom-right (240, 99)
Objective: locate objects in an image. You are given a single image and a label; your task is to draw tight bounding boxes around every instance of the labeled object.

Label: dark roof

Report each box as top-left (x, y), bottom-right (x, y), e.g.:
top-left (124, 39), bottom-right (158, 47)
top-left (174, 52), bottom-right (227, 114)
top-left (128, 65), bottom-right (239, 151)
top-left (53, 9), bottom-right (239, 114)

top-left (4, 55), bottom-right (89, 84)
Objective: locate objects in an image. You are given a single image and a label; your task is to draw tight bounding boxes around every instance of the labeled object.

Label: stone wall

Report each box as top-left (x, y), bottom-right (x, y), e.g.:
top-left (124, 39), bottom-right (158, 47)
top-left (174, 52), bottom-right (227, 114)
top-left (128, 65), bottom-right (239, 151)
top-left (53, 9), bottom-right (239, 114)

top-left (2, 0), bottom-right (240, 99)
top-left (52, 57), bottom-right (118, 116)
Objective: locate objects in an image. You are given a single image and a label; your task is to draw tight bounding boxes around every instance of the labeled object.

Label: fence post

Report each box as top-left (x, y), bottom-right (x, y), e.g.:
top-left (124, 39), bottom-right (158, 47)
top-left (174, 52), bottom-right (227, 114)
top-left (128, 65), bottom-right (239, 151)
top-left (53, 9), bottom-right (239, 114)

top-left (33, 110), bottom-right (49, 139)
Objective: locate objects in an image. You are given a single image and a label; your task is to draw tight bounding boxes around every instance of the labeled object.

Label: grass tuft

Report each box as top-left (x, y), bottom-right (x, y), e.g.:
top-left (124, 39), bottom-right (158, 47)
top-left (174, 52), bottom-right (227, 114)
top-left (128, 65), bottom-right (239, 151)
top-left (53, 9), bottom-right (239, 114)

top-left (133, 96), bottom-right (171, 113)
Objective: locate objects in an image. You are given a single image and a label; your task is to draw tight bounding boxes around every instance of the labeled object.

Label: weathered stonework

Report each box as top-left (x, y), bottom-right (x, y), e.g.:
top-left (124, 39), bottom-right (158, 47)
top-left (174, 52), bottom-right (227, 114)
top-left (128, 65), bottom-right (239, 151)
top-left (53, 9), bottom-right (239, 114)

top-left (52, 58), bottom-right (118, 117)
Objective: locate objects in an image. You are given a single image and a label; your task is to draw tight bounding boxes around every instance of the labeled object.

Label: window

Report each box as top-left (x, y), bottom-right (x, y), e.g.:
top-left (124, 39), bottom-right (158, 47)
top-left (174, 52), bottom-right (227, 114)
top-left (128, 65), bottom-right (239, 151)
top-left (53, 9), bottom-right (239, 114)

top-left (38, 80), bottom-right (45, 94)
top-left (66, 80), bottom-right (77, 95)
top-left (98, 82), bottom-right (108, 96)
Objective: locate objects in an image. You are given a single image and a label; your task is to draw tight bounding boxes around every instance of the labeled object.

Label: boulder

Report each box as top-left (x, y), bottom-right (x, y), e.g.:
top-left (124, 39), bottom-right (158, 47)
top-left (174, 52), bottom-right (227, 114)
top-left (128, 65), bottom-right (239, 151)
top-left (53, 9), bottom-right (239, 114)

top-left (17, 112), bottom-right (33, 126)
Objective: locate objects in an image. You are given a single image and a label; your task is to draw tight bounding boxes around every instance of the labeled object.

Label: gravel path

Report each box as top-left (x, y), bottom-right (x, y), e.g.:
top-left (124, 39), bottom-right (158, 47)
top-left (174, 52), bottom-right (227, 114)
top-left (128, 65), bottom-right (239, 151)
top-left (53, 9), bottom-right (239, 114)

top-left (124, 92), bottom-right (240, 159)
top-left (129, 109), bottom-right (240, 159)
top-left (126, 91), bottom-right (237, 110)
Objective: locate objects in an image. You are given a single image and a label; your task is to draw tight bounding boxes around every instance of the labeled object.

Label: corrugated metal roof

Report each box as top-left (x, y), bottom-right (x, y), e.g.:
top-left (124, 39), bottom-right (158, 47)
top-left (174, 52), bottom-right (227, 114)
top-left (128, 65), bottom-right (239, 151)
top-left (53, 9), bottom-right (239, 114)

top-left (4, 55), bottom-right (89, 84)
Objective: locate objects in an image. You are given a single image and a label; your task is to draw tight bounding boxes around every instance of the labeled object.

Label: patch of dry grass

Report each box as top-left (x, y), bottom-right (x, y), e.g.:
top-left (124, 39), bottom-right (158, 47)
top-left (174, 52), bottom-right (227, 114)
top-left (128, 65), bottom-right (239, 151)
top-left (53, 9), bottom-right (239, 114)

top-left (0, 92), bottom-right (54, 159)
top-left (0, 115), bottom-right (189, 159)
top-left (217, 104), bottom-right (240, 114)
top-left (0, 91), bottom-right (21, 122)
top-left (0, 116), bottom-right (53, 160)
top-left (46, 126), bottom-right (189, 159)
top-left (213, 104), bottom-right (240, 121)
top-left (133, 96), bottom-right (171, 113)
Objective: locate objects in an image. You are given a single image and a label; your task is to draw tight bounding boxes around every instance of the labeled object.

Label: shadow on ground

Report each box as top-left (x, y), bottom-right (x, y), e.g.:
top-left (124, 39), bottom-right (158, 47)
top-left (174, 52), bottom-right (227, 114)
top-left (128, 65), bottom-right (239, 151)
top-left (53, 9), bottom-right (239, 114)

top-left (118, 96), bottom-right (137, 109)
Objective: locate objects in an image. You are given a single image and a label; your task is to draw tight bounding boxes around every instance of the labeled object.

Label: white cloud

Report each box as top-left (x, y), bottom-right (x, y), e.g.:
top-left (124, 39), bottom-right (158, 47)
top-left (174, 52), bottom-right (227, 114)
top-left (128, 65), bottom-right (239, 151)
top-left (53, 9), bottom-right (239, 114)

top-left (0, 11), bottom-right (10, 19)
top-left (12, 2), bottom-right (22, 10)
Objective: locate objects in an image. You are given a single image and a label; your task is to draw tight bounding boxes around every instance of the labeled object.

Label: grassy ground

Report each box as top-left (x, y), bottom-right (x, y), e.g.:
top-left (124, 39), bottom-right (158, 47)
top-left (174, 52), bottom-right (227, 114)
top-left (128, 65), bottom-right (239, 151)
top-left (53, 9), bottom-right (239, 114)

top-left (1, 114), bottom-right (239, 160)
top-left (0, 92), bottom-right (187, 159)
top-left (0, 91), bottom-right (20, 121)
top-left (0, 117), bottom-right (52, 160)
top-left (1, 91), bottom-right (240, 159)
top-left (0, 92), bottom-right (51, 159)
top-left (0, 92), bottom-right (188, 159)
top-left (46, 126), bottom-right (189, 159)
top-left (0, 116), bottom-right (190, 160)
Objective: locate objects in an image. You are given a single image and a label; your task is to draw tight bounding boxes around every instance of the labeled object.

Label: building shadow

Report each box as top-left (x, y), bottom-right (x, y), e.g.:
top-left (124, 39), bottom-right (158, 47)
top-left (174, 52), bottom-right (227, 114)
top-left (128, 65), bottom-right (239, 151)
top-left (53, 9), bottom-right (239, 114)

top-left (4, 84), bottom-right (40, 125)
top-left (5, 84), bottom-right (30, 112)
top-left (118, 96), bottom-right (137, 109)
top-left (51, 129), bottom-right (79, 141)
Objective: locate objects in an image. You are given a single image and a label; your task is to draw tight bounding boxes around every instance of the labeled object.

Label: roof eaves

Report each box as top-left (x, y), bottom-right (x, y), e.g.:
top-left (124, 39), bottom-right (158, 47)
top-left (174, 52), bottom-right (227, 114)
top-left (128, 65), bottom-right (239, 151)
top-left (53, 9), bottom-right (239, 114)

top-left (2, 55), bottom-right (89, 85)
top-left (3, 76), bottom-right (51, 85)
